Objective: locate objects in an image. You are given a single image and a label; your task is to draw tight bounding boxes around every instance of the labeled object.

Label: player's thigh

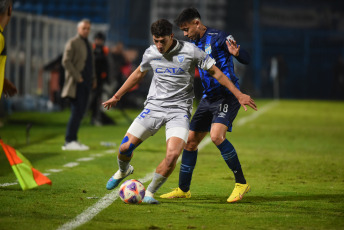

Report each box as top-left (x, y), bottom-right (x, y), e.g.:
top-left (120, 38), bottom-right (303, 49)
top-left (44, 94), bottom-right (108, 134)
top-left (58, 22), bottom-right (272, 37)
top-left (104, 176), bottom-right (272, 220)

top-left (166, 136), bottom-right (186, 162)
top-left (127, 108), bottom-right (164, 141)
top-left (189, 99), bottom-right (213, 132)
top-left (165, 108), bottom-right (190, 143)
top-left (212, 94), bottom-right (240, 132)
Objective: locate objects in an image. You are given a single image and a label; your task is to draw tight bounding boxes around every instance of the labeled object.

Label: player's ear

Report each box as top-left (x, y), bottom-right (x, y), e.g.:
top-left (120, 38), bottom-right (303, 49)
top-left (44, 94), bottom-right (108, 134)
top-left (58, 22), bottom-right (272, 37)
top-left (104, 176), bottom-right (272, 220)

top-left (7, 5), bottom-right (12, 17)
top-left (170, 33), bottom-right (174, 39)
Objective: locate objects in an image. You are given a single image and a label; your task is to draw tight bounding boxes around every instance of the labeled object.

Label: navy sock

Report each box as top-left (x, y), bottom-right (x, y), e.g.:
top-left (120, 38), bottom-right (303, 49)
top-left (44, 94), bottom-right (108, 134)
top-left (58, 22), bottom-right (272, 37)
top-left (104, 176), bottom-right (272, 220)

top-left (217, 139), bottom-right (246, 184)
top-left (179, 149), bottom-right (198, 192)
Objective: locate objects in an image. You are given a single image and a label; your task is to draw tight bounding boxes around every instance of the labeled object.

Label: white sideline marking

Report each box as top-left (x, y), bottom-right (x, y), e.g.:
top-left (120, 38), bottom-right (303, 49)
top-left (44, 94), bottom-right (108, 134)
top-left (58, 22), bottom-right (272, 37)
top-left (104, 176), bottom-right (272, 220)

top-left (47, 169), bottom-right (64, 173)
top-left (76, 157), bottom-right (95, 162)
top-left (0, 182), bottom-right (18, 187)
top-left (195, 101), bottom-right (279, 153)
top-left (57, 171), bottom-right (155, 230)
top-left (57, 101), bottom-right (278, 230)
top-left (0, 150), bottom-right (116, 188)
top-left (63, 162), bottom-right (79, 168)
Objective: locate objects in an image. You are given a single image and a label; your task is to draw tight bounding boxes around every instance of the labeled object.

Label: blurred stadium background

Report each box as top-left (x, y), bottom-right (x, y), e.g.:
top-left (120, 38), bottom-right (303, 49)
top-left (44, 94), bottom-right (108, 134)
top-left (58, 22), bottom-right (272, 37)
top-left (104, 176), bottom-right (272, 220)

top-left (1, 0), bottom-right (344, 113)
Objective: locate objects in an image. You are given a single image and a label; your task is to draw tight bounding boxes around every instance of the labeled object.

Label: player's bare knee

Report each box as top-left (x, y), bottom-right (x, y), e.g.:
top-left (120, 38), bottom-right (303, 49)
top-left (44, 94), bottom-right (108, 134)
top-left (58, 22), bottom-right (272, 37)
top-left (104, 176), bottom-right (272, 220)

top-left (210, 134), bottom-right (224, 146)
top-left (185, 140), bottom-right (198, 151)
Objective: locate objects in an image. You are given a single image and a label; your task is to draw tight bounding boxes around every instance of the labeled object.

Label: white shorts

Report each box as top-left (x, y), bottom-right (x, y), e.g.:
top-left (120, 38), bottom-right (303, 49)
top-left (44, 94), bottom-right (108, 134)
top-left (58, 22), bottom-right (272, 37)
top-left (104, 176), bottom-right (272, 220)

top-left (127, 106), bottom-right (190, 142)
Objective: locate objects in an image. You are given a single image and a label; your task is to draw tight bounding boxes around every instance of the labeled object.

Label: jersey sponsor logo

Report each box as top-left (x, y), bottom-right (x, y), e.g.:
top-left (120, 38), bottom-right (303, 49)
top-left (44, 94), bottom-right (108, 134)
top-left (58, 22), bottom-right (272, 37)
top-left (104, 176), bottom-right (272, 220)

top-left (177, 55), bottom-right (185, 63)
top-left (205, 44), bottom-right (212, 54)
top-left (155, 67), bottom-right (185, 75)
top-left (152, 58), bottom-right (162, 61)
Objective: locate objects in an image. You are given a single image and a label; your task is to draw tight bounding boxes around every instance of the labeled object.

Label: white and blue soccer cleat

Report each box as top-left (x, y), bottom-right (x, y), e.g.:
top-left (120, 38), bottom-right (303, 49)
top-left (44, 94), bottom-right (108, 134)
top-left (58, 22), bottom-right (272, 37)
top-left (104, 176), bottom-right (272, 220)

top-left (142, 196), bottom-right (160, 204)
top-left (106, 165), bottom-right (134, 190)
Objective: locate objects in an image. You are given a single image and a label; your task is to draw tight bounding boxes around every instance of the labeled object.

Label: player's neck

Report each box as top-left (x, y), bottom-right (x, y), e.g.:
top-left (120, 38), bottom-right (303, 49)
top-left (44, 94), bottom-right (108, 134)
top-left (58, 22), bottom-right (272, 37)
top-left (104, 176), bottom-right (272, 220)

top-left (165, 39), bottom-right (177, 54)
top-left (199, 24), bottom-right (207, 39)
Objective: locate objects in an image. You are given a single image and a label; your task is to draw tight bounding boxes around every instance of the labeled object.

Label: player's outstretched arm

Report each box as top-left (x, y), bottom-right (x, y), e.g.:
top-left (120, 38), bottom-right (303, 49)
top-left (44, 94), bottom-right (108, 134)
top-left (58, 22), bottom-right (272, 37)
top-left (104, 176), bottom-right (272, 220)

top-left (102, 66), bottom-right (147, 110)
top-left (207, 65), bottom-right (257, 111)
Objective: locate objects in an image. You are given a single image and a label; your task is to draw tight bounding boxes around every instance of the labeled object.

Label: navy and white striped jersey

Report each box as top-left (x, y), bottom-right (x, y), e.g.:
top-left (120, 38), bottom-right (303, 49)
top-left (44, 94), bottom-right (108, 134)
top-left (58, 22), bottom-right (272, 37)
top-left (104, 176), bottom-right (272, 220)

top-left (191, 27), bottom-right (240, 99)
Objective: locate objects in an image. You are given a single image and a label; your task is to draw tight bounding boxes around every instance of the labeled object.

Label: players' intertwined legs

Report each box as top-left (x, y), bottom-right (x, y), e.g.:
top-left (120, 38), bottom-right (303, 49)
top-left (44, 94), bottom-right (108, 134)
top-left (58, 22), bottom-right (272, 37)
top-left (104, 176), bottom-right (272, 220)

top-left (143, 136), bottom-right (186, 204)
top-left (179, 131), bottom-right (206, 192)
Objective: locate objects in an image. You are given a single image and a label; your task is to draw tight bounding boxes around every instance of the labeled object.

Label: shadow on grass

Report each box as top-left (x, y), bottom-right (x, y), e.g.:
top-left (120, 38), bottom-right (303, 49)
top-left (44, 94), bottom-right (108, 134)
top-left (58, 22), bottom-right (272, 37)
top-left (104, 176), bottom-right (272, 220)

top-left (160, 193), bottom-right (344, 206)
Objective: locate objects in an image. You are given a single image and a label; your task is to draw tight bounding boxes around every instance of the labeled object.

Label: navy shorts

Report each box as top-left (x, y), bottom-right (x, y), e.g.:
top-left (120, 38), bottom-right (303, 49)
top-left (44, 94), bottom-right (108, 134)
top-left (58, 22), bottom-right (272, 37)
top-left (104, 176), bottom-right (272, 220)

top-left (190, 94), bottom-right (240, 132)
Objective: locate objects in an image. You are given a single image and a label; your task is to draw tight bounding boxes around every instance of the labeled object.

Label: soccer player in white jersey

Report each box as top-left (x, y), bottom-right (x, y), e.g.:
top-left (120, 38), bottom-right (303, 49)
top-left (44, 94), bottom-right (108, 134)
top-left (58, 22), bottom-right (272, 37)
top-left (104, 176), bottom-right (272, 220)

top-left (103, 19), bottom-right (256, 204)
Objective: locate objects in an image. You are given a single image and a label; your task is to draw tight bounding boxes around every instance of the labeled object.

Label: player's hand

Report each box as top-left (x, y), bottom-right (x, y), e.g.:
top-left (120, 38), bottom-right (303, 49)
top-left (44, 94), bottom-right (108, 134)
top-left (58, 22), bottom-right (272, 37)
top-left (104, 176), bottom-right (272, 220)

top-left (102, 95), bottom-right (120, 110)
top-left (238, 94), bottom-right (257, 111)
top-left (3, 78), bottom-right (18, 98)
top-left (226, 40), bottom-right (240, 57)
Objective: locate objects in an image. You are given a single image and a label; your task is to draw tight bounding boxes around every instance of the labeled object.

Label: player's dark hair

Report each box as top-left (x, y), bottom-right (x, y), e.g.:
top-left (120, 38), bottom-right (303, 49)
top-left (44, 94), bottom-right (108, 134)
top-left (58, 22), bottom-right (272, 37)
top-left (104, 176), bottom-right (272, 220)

top-left (174, 7), bottom-right (201, 27)
top-left (0, 0), bottom-right (12, 14)
top-left (151, 19), bottom-right (173, 37)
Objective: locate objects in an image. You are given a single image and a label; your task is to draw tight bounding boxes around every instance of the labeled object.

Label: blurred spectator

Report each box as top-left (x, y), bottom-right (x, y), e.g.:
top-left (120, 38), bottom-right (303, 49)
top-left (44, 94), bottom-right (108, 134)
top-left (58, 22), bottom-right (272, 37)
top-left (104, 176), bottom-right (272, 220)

top-left (0, 0), bottom-right (17, 100)
top-left (0, 0), bottom-right (17, 127)
top-left (61, 19), bottom-right (96, 151)
top-left (42, 54), bottom-right (67, 109)
top-left (109, 42), bottom-right (126, 92)
top-left (89, 31), bottom-right (114, 126)
top-left (108, 42), bottom-right (140, 109)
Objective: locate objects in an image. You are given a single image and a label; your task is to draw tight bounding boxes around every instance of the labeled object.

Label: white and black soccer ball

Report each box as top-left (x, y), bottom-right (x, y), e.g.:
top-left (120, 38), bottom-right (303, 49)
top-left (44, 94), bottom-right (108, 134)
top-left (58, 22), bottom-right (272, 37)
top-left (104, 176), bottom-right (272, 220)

top-left (119, 179), bottom-right (145, 204)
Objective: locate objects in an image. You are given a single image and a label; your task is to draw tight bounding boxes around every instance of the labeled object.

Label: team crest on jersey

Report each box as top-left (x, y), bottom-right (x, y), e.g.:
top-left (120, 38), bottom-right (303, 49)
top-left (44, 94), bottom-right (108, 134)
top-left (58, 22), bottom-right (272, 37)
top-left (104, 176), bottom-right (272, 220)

top-left (205, 44), bottom-right (212, 54)
top-left (177, 55), bottom-right (185, 63)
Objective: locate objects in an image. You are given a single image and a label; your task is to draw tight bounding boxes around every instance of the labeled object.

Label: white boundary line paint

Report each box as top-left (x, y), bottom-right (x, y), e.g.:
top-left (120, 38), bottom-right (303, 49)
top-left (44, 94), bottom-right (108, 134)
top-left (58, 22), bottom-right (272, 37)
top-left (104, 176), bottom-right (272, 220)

top-left (0, 151), bottom-right (114, 188)
top-left (57, 101), bottom-right (278, 230)
top-left (0, 182), bottom-right (18, 187)
top-left (56, 171), bottom-right (155, 230)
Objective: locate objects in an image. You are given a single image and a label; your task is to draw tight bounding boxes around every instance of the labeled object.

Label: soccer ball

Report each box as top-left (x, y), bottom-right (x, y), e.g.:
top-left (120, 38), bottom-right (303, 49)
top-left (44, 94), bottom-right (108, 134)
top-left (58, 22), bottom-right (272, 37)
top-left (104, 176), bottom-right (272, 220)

top-left (119, 179), bottom-right (145, 204)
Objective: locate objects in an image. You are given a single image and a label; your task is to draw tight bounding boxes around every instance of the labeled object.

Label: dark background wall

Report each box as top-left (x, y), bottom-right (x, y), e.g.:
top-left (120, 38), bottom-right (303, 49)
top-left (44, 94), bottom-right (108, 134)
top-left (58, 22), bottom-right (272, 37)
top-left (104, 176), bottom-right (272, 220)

top-left (12, 0), bottom-right (344, 99)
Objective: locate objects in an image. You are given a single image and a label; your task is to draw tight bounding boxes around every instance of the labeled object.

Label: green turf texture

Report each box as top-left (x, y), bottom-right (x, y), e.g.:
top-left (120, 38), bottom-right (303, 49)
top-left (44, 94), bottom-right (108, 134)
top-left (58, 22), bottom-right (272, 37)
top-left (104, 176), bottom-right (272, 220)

top-left (0, 100), bottom-right (343, 230)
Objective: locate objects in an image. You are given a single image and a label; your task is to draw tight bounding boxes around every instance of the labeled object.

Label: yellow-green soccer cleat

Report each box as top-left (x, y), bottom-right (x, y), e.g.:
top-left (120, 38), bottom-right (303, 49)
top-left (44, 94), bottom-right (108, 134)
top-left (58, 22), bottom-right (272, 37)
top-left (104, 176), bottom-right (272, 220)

top-left (227, 183), bottom-right (251, 203)
top-left (160, 187), bottom-right (191, 199)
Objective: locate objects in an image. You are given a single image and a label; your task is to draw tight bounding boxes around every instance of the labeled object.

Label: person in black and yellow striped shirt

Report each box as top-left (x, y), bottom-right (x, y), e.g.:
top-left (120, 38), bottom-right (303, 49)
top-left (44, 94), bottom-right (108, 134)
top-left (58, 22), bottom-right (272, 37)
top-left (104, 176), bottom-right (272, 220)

top-left (0, 0), bottom-right (17, 100)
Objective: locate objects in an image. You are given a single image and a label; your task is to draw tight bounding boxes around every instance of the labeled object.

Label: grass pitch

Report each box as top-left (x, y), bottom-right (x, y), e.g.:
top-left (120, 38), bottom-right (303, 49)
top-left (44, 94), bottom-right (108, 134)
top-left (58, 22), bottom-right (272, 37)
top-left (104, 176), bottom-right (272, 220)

top-left (0, 99), bottom-right (343, 230)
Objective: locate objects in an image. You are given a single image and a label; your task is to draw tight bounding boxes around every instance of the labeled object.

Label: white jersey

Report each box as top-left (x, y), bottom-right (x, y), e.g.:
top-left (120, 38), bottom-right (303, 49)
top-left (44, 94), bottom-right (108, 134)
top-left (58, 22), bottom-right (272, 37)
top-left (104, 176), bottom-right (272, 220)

top-left (140, 39), bottom-right (215, 111)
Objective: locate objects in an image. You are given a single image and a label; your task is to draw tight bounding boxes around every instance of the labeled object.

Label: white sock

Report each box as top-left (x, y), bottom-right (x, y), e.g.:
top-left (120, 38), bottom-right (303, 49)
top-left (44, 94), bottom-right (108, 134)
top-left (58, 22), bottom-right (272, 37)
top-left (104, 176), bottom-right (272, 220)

top-left (145, 190), bottom-right (154, 198)
top-left (113, 158), bottom-right (130, 179)
top-left (147, 173), bottom-right (167, 194)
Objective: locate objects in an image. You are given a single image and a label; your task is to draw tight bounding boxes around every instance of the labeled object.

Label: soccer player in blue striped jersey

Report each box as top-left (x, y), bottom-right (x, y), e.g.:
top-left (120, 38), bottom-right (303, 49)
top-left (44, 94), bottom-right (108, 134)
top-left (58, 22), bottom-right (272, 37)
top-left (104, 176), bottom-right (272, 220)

top-left (103, 19), bottom-right (256, 204)
top-left (160, 8), bottom-right (257, 203)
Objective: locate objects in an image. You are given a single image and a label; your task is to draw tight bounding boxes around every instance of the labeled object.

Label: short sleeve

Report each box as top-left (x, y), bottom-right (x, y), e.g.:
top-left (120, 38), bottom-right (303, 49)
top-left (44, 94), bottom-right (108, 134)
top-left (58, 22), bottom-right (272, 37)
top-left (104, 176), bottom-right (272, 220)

top-left (140, 48), bottom-right (152, 72)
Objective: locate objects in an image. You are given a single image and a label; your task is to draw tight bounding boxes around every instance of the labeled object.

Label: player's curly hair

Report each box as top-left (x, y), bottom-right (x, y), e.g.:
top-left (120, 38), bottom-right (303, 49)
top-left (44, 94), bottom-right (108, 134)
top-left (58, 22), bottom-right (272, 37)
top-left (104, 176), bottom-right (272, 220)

top-left (151, 19), bottom-right (172, 37)
top-left (174, 7), bottom-right (201, 27)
